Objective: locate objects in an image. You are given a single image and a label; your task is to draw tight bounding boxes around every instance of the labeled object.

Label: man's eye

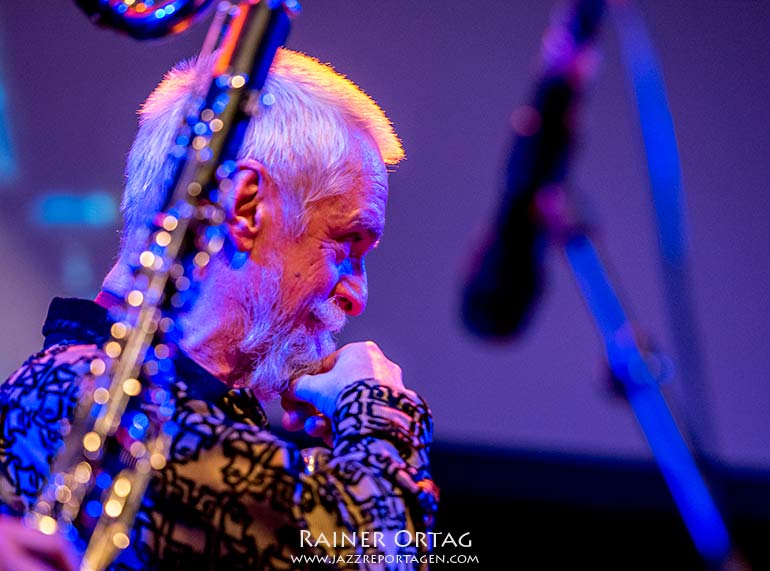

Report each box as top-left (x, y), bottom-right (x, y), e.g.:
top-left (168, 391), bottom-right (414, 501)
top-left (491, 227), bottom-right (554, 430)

top-left (343, 232), bottom-right (363, 244)
top-left (332, 241), bottom-right (351, 262)
top-left (334, 233), bottom-right (362, 251)
top-left (331, 232), bottom-right (369, 264)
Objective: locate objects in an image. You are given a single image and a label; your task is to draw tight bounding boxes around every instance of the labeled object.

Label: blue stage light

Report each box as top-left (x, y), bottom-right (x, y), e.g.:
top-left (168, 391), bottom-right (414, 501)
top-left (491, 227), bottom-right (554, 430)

top-left (0, 55), bottom-right (17, 183)
top-left (29, 191), bottom-right (118, 228)
top-left (95, 471), bottom-right (113, 490)
top-left (85, 500), bottom-right (103, 518)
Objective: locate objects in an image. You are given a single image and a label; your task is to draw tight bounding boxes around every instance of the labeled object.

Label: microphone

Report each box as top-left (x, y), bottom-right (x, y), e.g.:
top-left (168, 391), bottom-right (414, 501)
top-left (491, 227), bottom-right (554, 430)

top-left (461, 0), bottom-right (604, 339)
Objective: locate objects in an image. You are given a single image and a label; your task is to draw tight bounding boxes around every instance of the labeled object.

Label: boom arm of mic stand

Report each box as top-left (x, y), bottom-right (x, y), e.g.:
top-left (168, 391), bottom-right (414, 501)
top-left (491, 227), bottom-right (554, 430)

top-left (612, 0), bottom-right (716, 461)
top-left (563, 232), bottom-right (731, 566)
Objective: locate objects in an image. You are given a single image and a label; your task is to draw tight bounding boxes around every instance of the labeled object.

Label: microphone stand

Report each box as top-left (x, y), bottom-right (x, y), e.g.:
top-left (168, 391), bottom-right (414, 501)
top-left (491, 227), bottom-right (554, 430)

top-left (612, 0), bottom-right (718, 471)
top-left (537, 187), bottom-right (734, 569)
top-left (464, 1), bottom-right (745, 566)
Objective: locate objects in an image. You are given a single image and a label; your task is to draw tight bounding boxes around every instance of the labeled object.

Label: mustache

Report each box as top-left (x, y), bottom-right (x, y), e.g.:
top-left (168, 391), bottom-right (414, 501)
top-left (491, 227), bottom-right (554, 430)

top-left (309, 298), bottom-right (347, 334)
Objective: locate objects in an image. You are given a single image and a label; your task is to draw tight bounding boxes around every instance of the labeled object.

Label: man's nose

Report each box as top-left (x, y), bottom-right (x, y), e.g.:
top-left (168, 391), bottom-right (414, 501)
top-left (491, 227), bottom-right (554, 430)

top-left (334, 272), bottom-right (368, 317)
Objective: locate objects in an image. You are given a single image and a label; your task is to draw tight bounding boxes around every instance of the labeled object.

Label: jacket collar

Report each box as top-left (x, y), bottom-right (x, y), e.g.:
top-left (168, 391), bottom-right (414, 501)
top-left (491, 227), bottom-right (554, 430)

top-left (42, 297), bottom-right (268, 428)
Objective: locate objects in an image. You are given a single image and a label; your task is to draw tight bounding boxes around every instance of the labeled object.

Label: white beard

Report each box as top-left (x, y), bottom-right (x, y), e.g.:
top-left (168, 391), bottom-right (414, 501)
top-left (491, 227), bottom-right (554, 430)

top-left (236, 260), bottom-right (347, 401)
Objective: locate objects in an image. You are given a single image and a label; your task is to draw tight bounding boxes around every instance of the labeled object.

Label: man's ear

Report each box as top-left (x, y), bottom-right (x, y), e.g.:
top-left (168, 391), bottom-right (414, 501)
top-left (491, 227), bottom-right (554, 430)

top-left (225, 159), bottom-right (271, 253)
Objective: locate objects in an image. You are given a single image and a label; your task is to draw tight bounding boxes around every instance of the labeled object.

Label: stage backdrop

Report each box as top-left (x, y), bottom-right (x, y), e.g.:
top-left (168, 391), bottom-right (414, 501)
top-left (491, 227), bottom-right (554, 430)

top-left (0, 0), bottom-right (768, 471)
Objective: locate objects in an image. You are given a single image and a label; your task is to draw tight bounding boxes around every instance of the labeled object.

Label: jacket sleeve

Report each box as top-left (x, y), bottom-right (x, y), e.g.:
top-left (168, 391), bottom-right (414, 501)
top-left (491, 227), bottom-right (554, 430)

top-left (290, 379), bottom-right (439, 569)
top-left (166, 378), bottom-right (440, 570)
top-left (192, 379), bottom-right (439, 570)
top-left (0, 344), bottom-right (96, 513)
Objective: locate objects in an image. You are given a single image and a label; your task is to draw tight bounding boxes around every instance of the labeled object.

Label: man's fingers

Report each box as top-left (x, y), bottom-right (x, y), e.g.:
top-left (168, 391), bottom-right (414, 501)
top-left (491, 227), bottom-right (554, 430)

top-left (304, 415), bottom-right (333, 447)
top-left (284, 341), bottom-right (405, 425)
top-left (281, 406), bottom-right (332, 445)
top-left (288, 374), bottom-right (313, 402)
top-left (281, 411), bottom-right (303, 431)
top-left (0, 550), bottom-right (60, 571)
top-left (280, 391), bottom-right (322, 431)
top-left (0, 521), bottom-right (76, 571)
top-left (0, 539), bottom-right (74, 571)
top-left (304, 415), bottom-right (329, 437)
top-left (280, 392), bottom-right (332, 442)
top-left (318, 352), bottom-right (338, 373)
top-left (21, 536), bottom-right (77, 571)
top-left (17, 554), bottom-right (63, 571)
top-left (289, 374), bottom-right (335, 417)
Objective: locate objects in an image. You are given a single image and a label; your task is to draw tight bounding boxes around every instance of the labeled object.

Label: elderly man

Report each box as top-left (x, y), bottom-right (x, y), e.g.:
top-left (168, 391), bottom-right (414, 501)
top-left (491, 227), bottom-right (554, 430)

top-left (0, 48), bottom-right (437, 570)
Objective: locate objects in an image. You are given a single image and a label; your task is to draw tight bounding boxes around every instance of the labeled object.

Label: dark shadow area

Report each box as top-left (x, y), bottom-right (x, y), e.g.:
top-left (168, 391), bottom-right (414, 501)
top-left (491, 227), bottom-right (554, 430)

top-left (429, 442), bottom-right (770, 570)
top-left (276, 428), bottom-right (770, 570)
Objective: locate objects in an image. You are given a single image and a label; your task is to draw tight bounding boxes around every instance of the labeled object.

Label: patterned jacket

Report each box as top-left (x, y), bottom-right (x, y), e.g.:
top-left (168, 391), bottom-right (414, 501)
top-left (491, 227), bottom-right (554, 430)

top-left (0, 298), bottom-right (438, 570)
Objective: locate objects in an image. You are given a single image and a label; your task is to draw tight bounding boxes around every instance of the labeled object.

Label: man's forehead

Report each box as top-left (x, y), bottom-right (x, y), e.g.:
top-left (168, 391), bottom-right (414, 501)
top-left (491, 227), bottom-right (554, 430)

top-left (322, 190), bottom-right (386, 237)
top-left (307, 127), bottom-right (389, 235)
top-left (352, 127), bottom-right (389, 181)
top-left (347, 203), bottom-right (385, 238)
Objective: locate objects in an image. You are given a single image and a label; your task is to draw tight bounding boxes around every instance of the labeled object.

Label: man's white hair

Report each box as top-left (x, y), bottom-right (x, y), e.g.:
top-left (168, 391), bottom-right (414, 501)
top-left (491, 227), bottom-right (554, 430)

top-left (121, 48), bottom-right (403, 252)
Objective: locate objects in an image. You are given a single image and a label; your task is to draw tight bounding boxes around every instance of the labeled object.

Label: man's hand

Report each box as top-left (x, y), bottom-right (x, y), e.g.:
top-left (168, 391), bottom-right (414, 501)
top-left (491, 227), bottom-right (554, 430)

top-left (281, 341), bottom-right (404, 443)
top-left (0, 516), bottom-right (79, 571)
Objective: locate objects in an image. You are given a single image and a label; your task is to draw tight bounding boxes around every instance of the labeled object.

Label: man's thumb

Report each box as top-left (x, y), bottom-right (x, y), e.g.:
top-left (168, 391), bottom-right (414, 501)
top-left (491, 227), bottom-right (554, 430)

top-left (289, 373), bottom-right (335, 418)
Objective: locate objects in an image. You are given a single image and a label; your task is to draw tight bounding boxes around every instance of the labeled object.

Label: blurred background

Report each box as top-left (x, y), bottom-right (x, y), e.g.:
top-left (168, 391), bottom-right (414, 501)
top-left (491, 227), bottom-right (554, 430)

top-left (1, 1), bottom-right (768, 568)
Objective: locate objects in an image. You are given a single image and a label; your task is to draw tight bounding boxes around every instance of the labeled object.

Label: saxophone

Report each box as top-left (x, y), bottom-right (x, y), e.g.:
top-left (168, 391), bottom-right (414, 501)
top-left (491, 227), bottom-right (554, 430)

top-left (24, 2), bottom-right (299, 570)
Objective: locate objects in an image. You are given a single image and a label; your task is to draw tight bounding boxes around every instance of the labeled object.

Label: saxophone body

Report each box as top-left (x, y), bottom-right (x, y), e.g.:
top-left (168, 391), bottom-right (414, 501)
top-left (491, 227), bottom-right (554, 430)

top-left (25, 2), bottom-right (298, 570)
